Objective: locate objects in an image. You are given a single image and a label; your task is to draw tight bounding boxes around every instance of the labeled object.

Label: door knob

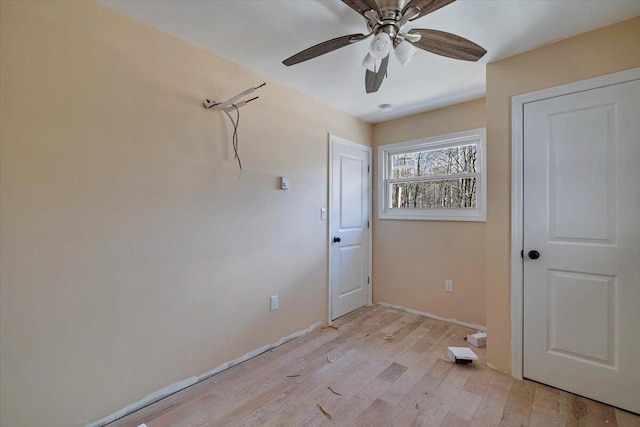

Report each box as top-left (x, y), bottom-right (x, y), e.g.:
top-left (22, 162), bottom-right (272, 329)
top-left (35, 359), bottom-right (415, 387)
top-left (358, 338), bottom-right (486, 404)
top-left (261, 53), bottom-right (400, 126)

top-left (333, 237), bottom-right (341, 243)
top-left (528, 250), bottom-right (540, 260)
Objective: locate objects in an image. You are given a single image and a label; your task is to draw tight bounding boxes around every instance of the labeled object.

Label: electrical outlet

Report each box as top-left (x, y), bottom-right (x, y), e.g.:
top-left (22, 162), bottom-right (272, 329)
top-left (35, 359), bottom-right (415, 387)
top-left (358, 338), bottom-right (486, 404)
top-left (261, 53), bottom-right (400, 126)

top-left (270, 295), bottom-right (279, 311)
top-left (445, 280), bottom-right (454, 293)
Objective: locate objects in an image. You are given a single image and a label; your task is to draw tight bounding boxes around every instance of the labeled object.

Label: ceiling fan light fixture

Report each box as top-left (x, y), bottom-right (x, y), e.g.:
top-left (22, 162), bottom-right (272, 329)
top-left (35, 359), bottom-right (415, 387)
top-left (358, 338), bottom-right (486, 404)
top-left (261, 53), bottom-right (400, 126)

top-left (369, 32), bottom-right (391, 60)
top-left (394, 39), bottom-right (417, 66)
top-left (361, 53), bottom-right (376, 72)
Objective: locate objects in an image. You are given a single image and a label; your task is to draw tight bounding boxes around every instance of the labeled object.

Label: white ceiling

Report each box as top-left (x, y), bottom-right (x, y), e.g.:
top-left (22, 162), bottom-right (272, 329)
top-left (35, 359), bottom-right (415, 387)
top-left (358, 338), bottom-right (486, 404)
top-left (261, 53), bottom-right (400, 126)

top-left (95, 0), bottom-right (640, 123)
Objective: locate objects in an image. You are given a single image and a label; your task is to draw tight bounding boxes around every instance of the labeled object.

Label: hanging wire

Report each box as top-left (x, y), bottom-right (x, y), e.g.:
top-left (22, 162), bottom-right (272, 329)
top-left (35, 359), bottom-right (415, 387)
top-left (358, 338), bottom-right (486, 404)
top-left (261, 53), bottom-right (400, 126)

top-left (223, 105), bottom-right (242, 178)
top-left (204, 82), bottom-right (265, 178)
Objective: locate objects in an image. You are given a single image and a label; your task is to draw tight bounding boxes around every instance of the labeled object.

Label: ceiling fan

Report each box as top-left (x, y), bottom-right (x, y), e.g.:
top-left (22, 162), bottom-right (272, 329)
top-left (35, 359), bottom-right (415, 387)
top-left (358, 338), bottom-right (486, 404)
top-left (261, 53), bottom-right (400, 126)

top-left (282, 0), bottom-right (487, 93)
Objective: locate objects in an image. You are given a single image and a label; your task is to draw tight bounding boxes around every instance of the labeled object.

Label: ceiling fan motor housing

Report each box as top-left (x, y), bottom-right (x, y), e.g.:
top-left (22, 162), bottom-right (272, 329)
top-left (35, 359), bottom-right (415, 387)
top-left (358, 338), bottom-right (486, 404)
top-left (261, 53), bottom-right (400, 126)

top-left (377, 0), bottom-right (410, 11)
top-left (366, 1), bottom-right (412, 39)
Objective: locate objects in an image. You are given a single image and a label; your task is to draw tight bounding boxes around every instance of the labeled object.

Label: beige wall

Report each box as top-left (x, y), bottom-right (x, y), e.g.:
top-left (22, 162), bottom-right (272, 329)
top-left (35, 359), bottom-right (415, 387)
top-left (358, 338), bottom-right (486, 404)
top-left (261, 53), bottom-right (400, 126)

top-left (485, 16), bottom-right (640, 372)
top-left (372, 99), bottom-right (487, 326)
top-left (0, 2), bottom-right (370, 426)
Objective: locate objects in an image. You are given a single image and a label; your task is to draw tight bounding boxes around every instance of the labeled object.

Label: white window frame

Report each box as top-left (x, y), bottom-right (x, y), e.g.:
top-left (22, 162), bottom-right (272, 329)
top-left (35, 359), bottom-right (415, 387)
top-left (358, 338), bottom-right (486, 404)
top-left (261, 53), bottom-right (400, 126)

top-left (377, 128), bottom-right (486, 221)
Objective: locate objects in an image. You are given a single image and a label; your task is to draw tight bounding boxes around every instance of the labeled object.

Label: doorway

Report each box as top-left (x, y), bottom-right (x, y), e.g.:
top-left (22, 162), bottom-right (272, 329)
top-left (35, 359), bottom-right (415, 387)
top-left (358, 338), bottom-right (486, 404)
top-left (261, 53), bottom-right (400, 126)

top-left (328, 134), bottom-right (372, 321)
top-left (511, 68), bottom-right (640, 413)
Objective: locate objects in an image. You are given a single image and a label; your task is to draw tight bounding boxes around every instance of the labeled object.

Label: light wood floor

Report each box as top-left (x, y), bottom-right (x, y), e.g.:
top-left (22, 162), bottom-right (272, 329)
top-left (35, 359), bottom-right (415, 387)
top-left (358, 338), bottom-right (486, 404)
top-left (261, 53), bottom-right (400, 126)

top-left (111, 305), bottom-right (640, 427)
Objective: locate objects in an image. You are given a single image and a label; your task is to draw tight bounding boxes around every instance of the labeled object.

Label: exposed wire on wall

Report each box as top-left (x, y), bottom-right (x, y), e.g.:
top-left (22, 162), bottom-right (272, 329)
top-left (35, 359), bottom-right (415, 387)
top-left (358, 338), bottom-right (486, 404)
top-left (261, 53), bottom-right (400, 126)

top-left (203, 83), bottom-right (266, 178)
top-left (224, 105), bottom-right (241, 174)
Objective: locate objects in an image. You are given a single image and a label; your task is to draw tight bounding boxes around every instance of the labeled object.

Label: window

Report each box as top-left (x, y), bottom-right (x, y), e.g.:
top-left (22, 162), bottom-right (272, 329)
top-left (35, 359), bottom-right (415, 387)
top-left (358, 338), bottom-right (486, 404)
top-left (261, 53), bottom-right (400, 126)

top-left (378, 128), bottom-right (486, 221)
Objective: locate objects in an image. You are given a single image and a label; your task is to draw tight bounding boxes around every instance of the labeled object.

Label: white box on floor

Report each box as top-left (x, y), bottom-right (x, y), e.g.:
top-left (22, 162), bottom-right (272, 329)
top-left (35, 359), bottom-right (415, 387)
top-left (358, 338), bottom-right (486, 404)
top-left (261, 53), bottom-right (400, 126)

top-left (467, 332), bottom-right (487, 347)
top-left (447, 347), bottom-right (478, 364)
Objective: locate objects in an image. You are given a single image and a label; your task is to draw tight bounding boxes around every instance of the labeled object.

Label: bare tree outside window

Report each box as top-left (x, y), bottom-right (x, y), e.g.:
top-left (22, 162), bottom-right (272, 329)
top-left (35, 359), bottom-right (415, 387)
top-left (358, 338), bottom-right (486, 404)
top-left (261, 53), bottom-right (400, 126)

top-left (391, 144), bottom-right (478, 209)
top-left (378, 129), bottom-right (485, 221)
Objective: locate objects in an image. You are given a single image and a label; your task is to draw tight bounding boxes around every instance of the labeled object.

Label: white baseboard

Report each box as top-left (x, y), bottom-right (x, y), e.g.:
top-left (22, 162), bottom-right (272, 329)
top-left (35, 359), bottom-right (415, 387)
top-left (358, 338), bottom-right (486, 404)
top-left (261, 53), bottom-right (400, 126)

top-left (377, 302), bottom-right (486, 332)
top-left (86, 321), bottom-right (323, 427)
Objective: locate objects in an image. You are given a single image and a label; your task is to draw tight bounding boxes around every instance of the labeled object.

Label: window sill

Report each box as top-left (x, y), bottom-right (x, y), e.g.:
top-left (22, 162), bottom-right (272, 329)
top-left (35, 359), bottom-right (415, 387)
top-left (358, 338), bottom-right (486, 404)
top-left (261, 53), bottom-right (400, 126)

top-left (378, 210), bottom-right (486, 222)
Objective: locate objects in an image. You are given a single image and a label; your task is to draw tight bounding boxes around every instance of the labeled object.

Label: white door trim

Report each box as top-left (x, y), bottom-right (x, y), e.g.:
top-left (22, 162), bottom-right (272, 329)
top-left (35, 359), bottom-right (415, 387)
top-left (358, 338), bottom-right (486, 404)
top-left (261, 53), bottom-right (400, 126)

top-left (328, 134), bottom-right (372, 323)
top-left (510, 67), bottom-right (640, 379)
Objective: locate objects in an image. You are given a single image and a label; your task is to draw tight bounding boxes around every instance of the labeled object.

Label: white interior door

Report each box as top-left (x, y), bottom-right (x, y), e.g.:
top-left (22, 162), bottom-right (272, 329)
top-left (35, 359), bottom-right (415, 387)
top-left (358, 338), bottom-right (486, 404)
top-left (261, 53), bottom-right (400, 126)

top-left (329, 136), bottom-right (371, 320)
top-left (523, 79), bottom-right (640, 413)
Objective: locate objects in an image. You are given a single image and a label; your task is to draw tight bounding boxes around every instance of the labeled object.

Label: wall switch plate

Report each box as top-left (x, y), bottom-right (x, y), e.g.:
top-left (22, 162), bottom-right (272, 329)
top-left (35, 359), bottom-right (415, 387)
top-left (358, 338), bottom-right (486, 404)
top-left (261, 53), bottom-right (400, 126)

top-left (270, 295), bottom-right (279, 311)
top-left (445, 280), bottom-right (454, 292)
top-left (320, 207), bottom-right (327, 220)
top-left (280, 176), bottom-right (289, 190)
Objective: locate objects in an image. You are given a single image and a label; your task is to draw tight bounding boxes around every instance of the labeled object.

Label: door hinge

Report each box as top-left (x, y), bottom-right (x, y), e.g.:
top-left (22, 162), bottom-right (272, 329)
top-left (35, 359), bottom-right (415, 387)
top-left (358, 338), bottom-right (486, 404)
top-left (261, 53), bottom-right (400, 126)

top-left (368, 165), bottom-right (370, 173)
top-left (368, 276), bottom-right (370, 284)
top-left (367, 220), bottom-right (370, 229)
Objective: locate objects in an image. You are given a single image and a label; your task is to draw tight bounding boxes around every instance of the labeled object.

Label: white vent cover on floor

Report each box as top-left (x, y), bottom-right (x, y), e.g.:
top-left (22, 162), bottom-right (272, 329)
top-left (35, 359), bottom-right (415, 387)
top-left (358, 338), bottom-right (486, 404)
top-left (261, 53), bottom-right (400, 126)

top-left (447, 347), bottom-right (478, 364)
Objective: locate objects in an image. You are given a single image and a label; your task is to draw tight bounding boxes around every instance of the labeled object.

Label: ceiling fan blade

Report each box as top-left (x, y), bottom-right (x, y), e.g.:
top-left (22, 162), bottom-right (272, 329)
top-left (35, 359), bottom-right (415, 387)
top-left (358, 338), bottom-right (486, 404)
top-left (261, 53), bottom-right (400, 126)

top-left (365, 54), bottom-right (389, 94)
top-left (283, 34), bottom-right (367, 66)
top-left (342, 0), bottom-right (381, 17)
top-left (408, 29), bottom-right (486, 61)
top-left (402, 0), bottom-right (456, 21)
